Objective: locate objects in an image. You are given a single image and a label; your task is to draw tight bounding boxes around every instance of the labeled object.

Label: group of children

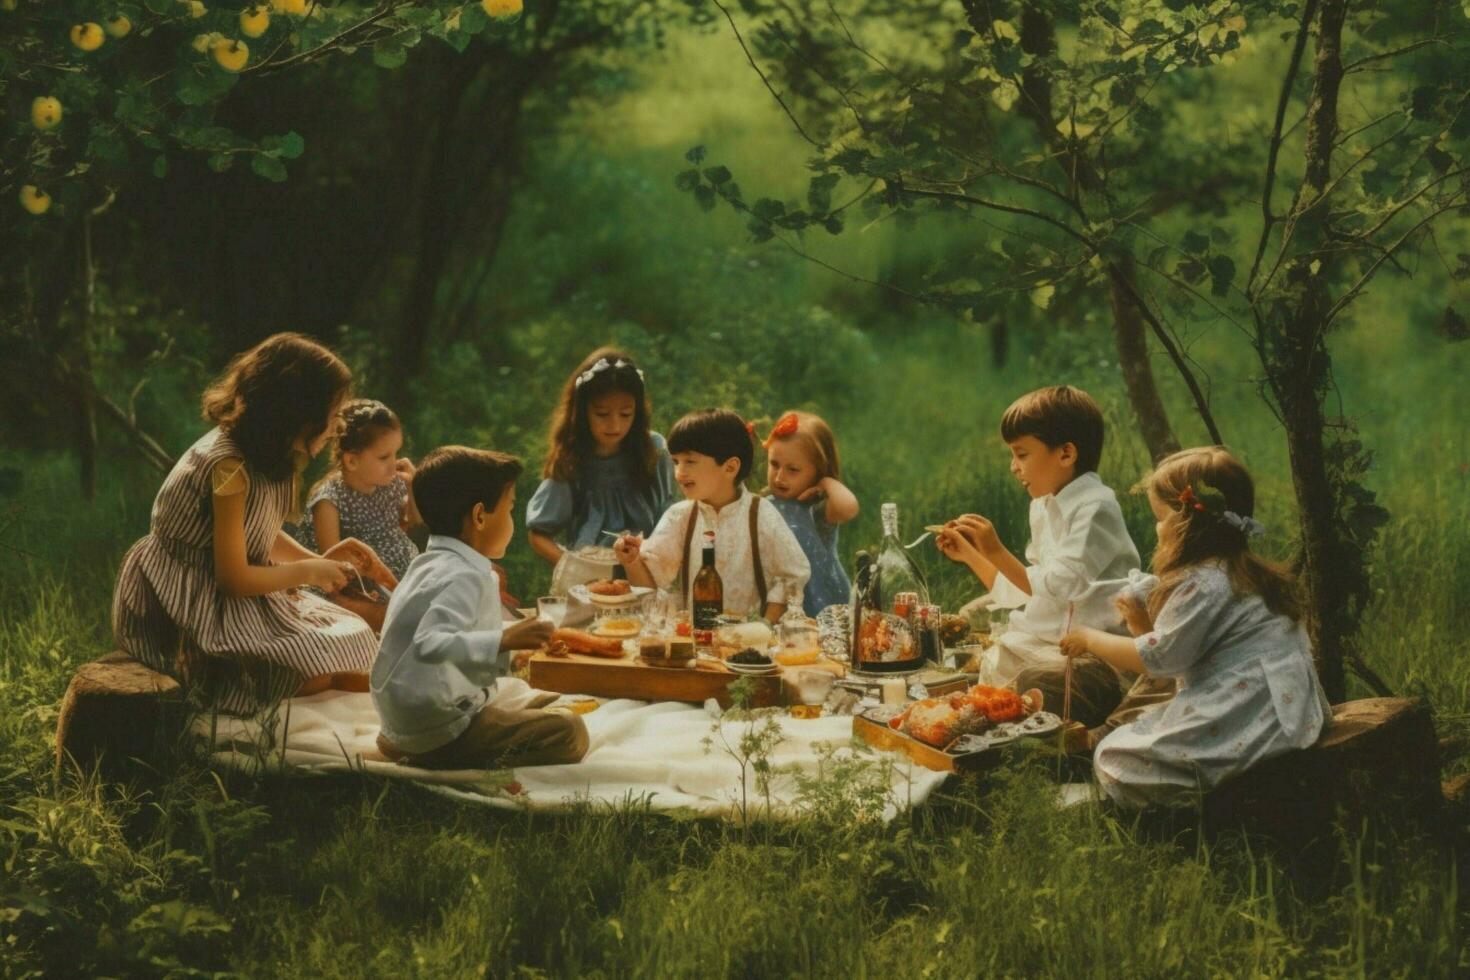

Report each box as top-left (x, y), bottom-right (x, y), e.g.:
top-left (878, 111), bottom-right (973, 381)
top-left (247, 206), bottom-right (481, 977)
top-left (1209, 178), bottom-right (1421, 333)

top-left (112, 333), bottom-right (1330, 808)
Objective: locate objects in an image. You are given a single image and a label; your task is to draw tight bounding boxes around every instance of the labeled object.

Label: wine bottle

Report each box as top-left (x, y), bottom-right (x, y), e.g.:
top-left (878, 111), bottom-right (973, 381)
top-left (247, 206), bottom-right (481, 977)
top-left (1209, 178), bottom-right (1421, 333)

top-left (691, 530), bottom-right (722, 646)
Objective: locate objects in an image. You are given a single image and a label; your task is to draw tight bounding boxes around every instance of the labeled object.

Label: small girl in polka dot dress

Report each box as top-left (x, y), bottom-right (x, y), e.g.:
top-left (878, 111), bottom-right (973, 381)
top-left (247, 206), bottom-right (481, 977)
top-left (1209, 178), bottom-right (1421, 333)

top-left (292, 399), bottom-right (420, 630)
top-left (762, 411), bottom-right (859, 617)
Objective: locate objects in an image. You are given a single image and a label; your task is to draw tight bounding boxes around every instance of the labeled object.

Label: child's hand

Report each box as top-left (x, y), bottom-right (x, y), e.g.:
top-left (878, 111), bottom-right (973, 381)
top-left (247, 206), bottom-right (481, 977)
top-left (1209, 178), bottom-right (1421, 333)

top-left (935, 523), bottom-right (982, 565)
top-left (324, 538), bottom-right (399, 590)
top-left (613, 533), bottom-right (643, 566)
top-left (503, 617), bottom-right (554, 651)
top-left (797, 479), bottom-right (829, 503)
top-left (302, 558), bottom-right (354, 593)
top-left (395, 458), bottom-right (416, 482)
top-left (1059, 629), bottom-right (1093, 658)
top-left (952, 514), bottom-right (1003, 559)
top-left (1115, 594), bottom-right (1152, 637)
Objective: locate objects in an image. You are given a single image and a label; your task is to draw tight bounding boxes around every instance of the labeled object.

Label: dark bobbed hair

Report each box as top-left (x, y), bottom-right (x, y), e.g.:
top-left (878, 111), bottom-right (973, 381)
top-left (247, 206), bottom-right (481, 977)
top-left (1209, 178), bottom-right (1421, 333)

top-left (668, 409), bottom-right (755, 482)
top-left (413, 446), bottom-right (524, 537)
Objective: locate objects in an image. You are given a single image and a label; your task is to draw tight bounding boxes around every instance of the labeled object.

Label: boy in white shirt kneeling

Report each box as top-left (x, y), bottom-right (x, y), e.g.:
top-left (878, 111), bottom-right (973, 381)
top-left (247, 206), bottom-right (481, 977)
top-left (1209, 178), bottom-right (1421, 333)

top-left (937, 386), bottom-right (1148, 729)
top-left (373, 446), bottom-right (588, 769)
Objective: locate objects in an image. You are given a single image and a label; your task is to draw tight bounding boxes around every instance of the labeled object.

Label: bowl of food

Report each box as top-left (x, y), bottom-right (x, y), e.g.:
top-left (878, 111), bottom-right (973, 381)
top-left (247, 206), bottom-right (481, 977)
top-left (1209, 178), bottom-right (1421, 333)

top-left (725, 647), bottom-right (778, 675)
top-left (592, 616), bottom-right (642, 639)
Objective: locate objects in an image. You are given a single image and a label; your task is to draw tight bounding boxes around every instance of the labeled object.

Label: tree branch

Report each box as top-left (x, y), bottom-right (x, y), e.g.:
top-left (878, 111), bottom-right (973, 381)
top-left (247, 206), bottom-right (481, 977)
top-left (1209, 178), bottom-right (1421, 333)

top-left (710, 0), bottom-right (825, 149)
top-left (1246, 0), bottom-right (1319, 297)
top-left (1106, 262), bottom-right (1225, 446)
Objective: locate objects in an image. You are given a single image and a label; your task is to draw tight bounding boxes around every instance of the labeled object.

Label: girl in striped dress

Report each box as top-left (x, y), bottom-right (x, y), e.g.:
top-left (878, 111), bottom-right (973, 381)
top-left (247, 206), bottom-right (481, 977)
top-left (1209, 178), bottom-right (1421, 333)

top-left (112, 333), bottom-right (396, 715)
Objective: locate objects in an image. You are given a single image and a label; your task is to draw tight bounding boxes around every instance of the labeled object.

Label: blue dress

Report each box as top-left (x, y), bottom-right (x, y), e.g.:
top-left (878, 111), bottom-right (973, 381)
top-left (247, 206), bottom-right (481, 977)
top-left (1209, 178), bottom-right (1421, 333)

top-left (767, 495), bottom-right (852, 617)
top-left (525, 432), bottom-right (677, 549)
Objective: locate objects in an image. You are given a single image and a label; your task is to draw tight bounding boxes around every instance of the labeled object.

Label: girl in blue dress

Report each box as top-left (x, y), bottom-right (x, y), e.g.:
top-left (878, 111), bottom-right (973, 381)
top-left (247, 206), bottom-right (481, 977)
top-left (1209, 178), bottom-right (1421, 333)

top-left (526, 348), bottom-right (677, 577)
top-left (762, 410), bottom-right (858, 616)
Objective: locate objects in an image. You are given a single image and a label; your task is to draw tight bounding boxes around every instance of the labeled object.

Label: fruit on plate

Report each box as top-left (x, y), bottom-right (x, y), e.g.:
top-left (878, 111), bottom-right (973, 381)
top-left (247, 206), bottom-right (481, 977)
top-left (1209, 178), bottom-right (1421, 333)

top-left (888, 684), bottom-right (1040, 747)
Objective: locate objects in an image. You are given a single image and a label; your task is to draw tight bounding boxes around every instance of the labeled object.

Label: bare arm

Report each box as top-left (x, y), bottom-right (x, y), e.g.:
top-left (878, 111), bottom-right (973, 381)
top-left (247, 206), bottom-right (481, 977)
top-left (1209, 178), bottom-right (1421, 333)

top-left (762, 602), bottom-right (786, 623)
top-left (622, 557), bottom-right (656, 588)
top-left (528, 530), bottom-right (564, 567)
top-left (1064, 627), bottom-right (1145, 674)
top-left (312, 500), bottom-right (342, 555)
top-left (214, 478), bottom-right (347, 597)
top-left (814, 477), bottom-right (860, 525)
top-left (270, 529), bottom-right (317, 564)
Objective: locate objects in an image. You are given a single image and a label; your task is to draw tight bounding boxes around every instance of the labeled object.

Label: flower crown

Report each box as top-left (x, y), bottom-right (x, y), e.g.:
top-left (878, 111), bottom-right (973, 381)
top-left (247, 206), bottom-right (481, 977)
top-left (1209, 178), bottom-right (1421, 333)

top-left (763, 411), bottom-right (800, 449)
top-left (1177, 484), bottom-right (1265, 538)
top-left (575, 357), bottom-right (645, 390)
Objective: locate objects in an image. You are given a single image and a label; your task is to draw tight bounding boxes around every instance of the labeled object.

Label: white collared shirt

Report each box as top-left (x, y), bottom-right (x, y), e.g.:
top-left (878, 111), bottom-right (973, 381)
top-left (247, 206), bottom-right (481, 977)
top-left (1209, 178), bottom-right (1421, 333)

top-left (640, 486), bottom-right (811, 616)
top-left (371, 534), bottom-right (506, 754)
top-left (987, 471), bottom-right (1141, 678)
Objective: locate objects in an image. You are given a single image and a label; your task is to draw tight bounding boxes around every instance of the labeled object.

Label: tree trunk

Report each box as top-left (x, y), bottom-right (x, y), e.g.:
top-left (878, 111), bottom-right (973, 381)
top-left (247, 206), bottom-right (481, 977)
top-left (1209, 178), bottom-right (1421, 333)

top-left (384, 61), bottom-right (530, 406)
top-left (1259, 0), bottom-right (1360, 702)
top-left (1109, 254), bottom-right (1180, 462)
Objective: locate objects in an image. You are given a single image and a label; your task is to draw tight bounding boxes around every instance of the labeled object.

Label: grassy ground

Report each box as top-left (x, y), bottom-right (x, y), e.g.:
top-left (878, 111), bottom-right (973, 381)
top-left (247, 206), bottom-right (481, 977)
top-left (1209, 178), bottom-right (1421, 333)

top-left (3, 316), bottom-right (1469, 976)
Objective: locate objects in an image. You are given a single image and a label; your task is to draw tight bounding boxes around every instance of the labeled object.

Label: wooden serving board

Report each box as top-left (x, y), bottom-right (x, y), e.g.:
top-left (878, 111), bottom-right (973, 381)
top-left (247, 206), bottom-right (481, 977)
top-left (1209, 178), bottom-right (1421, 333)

top-left (528, 651), bottom-right (786, 709)
top-left (852, 714), bottom-right (1089, 774)
top-left (852, 714), bottom-right (1000, 774)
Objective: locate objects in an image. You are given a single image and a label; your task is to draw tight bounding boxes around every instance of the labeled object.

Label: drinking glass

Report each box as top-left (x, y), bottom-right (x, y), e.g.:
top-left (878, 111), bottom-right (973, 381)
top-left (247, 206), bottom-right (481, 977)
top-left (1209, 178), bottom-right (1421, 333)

top-left (537, 595), bottom-right (568, 628)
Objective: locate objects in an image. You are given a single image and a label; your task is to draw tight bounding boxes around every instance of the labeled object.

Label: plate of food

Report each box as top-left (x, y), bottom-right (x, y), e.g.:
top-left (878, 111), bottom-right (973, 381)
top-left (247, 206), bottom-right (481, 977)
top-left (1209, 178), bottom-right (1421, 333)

top-left (724, 648), bottom-right (779, 675)
top-left (572, 579), bottom-right (654, 608)
top-left (884, 685), bottom-right (1050, 749)
top-left (592, 616), bottom-right (642, 639)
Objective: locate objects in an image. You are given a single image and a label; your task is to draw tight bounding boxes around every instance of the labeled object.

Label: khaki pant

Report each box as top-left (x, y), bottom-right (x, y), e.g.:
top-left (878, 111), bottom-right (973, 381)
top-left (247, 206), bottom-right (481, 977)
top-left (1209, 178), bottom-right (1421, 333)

top-left (1086, 674), bottom-right (1177, 750)
top-left (1013, 655), bottom-right (1126, 729)
top-left (378, 694), bottom-right (589, 769)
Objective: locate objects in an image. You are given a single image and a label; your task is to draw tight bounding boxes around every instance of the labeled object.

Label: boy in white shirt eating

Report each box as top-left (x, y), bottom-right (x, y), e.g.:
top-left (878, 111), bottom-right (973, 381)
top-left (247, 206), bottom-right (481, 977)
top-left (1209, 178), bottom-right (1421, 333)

top-left (937, 385), bottom-right (1145, 728)
top-left (615, 408), bottom-right (810, 623)
top-left (373, 446), bottom-right (588, 768)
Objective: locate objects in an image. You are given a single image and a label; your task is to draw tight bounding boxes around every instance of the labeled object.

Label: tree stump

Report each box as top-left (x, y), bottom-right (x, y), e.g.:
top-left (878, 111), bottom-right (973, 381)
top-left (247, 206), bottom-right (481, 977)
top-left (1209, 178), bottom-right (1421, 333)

top-left (55, 651), bottom-right (185, 776)
top-left (1203, 697), bottom-right (1441, 846)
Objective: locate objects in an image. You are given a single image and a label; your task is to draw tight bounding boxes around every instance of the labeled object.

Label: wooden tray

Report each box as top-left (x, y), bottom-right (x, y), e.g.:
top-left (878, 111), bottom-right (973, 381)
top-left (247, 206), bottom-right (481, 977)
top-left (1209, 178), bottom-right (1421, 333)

top-left (528, 651), bottom-right (787, 709)
top-left (852, 713), bottom-right (1088, 773)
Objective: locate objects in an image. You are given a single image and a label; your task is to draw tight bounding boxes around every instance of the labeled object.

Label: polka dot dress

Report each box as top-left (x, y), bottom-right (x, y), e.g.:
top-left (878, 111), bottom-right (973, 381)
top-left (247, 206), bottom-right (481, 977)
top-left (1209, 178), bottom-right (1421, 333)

top-left (292, 473), bottom-right (419, 580)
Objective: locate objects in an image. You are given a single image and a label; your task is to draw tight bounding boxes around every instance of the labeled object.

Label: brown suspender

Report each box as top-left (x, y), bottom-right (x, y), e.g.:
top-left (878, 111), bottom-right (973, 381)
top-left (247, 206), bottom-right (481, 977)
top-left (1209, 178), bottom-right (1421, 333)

top-left (750, 495), bottom-right (767, 607)
top-left (678, 496), bottom-right (767, 609)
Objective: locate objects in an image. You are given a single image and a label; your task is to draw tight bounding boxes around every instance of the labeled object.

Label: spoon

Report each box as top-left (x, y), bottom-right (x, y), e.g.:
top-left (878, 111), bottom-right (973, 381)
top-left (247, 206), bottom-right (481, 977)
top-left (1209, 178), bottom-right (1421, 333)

top-left (905, 524), bottom-right (950, 550)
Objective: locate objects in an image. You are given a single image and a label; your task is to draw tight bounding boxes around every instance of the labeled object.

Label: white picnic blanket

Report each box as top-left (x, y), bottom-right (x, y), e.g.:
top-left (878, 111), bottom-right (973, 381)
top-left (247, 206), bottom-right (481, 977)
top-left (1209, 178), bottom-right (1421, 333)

top-left (196, 680), bottom-right (949, 821)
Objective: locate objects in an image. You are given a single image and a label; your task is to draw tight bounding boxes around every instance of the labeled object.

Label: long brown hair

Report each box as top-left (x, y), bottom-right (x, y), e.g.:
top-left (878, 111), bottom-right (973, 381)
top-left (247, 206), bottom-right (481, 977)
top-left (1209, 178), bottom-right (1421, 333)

top-left (1141, 447), bottom-right (1299, 620)
top-left (542, 347), bottom-right (659, 488)
top-left (201, 333), bottom-right (352, 481)
top-left (764, 410), bottom-right (841, 483)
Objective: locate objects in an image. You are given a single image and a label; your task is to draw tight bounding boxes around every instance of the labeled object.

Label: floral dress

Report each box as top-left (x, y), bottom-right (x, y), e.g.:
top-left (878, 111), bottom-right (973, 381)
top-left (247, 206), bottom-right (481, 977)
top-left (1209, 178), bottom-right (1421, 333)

top-left (1093, 560), bottom-right (1331, 807)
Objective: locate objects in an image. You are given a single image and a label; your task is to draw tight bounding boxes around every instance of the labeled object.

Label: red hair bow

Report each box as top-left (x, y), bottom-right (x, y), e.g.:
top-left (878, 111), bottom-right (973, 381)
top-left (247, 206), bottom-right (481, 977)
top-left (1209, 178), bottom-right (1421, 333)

top-left (763, 411), bottom-right (799, 449)
top-left (1177, 486), bottom-right (1206, 512)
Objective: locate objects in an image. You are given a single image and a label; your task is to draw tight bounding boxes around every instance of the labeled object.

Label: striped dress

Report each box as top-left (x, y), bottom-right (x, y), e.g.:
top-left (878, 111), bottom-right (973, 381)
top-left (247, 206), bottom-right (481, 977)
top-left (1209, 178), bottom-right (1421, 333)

top-left (112, 428), bottom-right (378, 715)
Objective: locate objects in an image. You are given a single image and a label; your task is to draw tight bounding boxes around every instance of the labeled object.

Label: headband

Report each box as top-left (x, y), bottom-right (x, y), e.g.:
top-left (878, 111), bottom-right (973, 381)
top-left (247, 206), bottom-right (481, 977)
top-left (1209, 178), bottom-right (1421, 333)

top-left (575, 357), bottom-right (645, 389)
